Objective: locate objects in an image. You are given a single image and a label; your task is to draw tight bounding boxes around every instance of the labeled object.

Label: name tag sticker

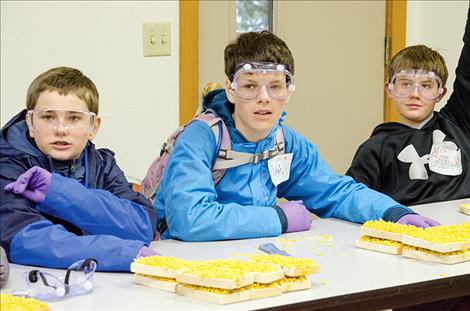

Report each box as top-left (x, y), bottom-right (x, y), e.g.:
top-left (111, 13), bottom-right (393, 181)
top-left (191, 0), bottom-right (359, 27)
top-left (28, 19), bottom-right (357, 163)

top-left (268, 153), bottom-right (293, 187)
top-left (429, 142), bottom-right (462, 176)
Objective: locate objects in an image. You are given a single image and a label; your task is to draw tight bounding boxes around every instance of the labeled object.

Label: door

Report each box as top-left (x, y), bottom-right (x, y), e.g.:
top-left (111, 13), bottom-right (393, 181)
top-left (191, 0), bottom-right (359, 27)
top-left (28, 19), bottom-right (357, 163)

top-left (195, 1), bottom-right (388, 173)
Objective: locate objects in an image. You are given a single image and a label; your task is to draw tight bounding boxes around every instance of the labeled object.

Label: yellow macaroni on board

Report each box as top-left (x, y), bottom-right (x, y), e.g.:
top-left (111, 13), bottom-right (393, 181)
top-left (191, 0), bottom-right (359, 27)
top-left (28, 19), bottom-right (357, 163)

top-left (131, 254), bottom-right (318, 304)
top-left (357, 220), bottom-right (470, 263)
top-left (0, 294), bottom-right (50, 311)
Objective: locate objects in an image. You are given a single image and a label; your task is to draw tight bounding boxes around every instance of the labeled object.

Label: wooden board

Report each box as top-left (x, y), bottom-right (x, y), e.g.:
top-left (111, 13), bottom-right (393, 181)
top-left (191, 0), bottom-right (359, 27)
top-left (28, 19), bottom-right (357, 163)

top-left (360, 227), bottom-right (403, 242)
top-left (133, 274), bottom-right (178, 292)
top-left (460, 204), bottom-right (470, 216)
top-left (402, 235), bottom-right (470, 253)
top-left (253, 269), bottom-right (285, 284)
top-left (355, 239), bottom-right (403, 255)
top-left (283, 264), bottom-right (319, 277)
top-left (176, 284), bottom-right (251, 305)
top-left (175, 271), bottom-right (254, 290)
top-left (402, 247), bottom-right (470, 265)
top-left (249, 286), bottom-right (282, 300)
top-left (130, 262), bottom-right (176, 278)
top-left (279, 278), bottom-right (312, 292)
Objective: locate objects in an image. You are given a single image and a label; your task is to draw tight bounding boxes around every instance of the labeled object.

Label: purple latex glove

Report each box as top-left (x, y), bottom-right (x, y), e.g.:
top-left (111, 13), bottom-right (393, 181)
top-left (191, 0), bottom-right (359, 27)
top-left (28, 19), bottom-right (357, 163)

top-left (279, 200), bottom-right (312, 233)
top-left (136, 246), bottom-right (160, 258)
top-left (397, 214), bottom-right (440, 228)
top-left (4, 166), bottom-right (51, 203)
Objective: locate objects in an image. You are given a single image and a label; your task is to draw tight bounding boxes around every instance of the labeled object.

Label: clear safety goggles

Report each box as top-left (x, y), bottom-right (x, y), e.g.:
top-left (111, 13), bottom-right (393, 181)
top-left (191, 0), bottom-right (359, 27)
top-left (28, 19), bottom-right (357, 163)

top-left (230, 62), bottom-right (296, 101)
top-left (11, 258), bottom-right (97, 302)
top-left (388, 69), bottom-right (444, 101)
top-left (26, 109), bottom-right (96, 133)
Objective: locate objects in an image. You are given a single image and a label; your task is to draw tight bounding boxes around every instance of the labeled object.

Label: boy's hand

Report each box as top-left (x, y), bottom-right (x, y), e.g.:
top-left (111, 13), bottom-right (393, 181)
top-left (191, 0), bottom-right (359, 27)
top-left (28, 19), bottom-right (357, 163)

top-left (4, 166), bottom-right (51, 203)
top-left (279, 200), bottom-right (312, 233)
top-left (396, 214), bottom-right (440, 228)
top-left (136, 246), bottom-right (160, 258)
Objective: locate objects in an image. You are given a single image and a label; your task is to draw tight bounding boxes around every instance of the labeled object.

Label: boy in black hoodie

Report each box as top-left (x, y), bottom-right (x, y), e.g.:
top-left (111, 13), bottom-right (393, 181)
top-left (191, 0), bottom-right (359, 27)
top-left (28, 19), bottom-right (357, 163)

top-left (347, 7), bottom-right (470, 206)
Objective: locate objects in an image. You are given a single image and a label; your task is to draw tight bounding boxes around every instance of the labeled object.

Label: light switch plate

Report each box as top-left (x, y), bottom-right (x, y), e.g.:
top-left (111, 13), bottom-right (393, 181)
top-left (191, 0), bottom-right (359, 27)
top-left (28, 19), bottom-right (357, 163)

top-left (143, 22), bottom-right (171, 57)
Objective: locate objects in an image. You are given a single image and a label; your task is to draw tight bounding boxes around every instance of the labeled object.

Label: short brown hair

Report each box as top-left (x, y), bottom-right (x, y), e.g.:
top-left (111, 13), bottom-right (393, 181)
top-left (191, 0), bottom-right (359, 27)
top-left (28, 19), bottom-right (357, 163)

top-left (26, 67), bottom-right (99, 114)
top-left (388, 45), bottom-right (448, 85)
top-left (224, 31), bottom-right (295, 80)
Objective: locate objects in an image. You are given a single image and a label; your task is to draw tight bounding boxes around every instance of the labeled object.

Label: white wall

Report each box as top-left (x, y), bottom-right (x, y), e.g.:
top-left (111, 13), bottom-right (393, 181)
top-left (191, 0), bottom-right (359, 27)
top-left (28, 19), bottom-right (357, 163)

top-left (1, 1), bottom-right (179, 180)
top-left (406, 1), bottom-right (468, 109)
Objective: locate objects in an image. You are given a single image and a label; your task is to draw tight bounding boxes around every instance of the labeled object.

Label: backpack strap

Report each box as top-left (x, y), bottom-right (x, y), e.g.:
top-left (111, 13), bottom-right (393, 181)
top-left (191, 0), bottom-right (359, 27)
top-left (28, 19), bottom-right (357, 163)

top-left (213, 125), bottom-right (285, 170)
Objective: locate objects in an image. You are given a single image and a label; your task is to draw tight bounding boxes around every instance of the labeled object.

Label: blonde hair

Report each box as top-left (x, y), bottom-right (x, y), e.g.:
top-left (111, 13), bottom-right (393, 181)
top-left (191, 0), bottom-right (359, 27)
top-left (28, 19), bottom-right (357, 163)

top-left (388, 45), bottom-right (448, 85)
top-left (26, 67), bottom-right (99, 114)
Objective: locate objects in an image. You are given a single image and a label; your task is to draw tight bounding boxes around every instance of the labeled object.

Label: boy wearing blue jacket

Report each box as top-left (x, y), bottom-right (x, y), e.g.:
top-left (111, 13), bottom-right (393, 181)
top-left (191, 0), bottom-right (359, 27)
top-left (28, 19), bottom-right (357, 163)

top-left (1, 67), bottom-right (157, 271)
top-left (154, 31), bottom-right (439, 241)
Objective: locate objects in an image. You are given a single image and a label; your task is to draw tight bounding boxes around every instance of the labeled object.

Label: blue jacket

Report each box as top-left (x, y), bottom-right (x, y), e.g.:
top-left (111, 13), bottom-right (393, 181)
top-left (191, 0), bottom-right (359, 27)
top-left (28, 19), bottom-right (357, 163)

top-left (155, 90), bottom-right (412, 241)
top-left (0, 110), bottom-right (156, 271)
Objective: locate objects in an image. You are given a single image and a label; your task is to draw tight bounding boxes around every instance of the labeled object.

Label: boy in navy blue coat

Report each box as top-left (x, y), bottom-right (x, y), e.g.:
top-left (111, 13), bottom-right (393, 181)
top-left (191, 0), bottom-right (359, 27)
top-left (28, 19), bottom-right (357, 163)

top-left (0, 67), bottom-right (157, 271)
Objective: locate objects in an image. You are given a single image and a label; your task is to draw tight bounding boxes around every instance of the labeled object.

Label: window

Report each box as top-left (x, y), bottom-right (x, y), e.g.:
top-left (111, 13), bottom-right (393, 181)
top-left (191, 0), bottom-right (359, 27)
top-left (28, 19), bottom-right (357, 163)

top-left (236, 0), bottom-right (273, 35)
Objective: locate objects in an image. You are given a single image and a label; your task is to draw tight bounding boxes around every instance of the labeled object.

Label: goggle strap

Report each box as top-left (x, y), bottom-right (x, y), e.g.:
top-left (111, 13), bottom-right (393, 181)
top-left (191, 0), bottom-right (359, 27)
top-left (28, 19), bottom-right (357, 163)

top-left (64, 258), bottom-right (97, 285)
top-left (28, 270), bottom-right (59, 291)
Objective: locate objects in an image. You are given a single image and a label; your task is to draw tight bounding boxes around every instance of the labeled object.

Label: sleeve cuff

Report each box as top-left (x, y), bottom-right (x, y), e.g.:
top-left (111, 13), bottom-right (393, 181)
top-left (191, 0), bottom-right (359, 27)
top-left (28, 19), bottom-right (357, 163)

top-left (273, 205), bottom-right (288, 233)
top-left (382, 205), bottom-right (416, 223)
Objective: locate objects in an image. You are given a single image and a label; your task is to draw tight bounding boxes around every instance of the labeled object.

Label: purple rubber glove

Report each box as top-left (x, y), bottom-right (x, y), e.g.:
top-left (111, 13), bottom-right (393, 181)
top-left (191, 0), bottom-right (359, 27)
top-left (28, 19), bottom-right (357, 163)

top-left (4, 166), bottom-right (51, 204)
top-left (279, 200), bottom-right (312, 233)
top-left (397, 214), bottom-right (440, 228)
top-left (136, 246), bottom-right (160, 258)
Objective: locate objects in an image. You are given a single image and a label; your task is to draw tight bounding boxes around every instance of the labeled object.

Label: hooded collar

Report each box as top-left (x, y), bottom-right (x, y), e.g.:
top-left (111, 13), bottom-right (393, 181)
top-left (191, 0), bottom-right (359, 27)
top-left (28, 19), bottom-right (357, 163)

top-left (1, 109), bottom-right (87, 182)
top-left (201, 89), bottom-right (285, 144)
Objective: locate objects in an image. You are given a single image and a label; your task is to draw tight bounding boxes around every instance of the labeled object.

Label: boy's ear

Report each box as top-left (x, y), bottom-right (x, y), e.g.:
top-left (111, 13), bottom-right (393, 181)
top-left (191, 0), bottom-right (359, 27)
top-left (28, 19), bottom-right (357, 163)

top-left (225, 78), bottom-right (235, 104)
top-left (26, 115), bottom-right (35, 139)
top-left (384, 82), bottom-right (394, 99)
top-left (88, 116), bottom-right (101, 140)
top-left (435, 86), bottom-right (448, 103)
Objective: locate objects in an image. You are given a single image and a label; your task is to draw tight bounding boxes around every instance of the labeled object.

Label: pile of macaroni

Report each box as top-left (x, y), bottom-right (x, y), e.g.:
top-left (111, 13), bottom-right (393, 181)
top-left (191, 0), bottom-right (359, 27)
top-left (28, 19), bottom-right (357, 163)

top-left (0, 294), bottom-right (50, 311)
top-left (356, 220), bottom-right (470, 264)
top-left (131, 254), bottom-right (319, 304)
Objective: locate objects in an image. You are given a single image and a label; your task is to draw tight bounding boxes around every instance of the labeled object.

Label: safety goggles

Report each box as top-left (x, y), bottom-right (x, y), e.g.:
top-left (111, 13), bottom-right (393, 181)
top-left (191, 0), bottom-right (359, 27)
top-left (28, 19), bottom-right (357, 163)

top-left (26, 109), bottom-right (96, 133)
top-left (388, 69), bottom-right (444, 101)
top-left (230, 62), bottom-right (295, 101)
top-left (11, 258), bottom-right (97, 302)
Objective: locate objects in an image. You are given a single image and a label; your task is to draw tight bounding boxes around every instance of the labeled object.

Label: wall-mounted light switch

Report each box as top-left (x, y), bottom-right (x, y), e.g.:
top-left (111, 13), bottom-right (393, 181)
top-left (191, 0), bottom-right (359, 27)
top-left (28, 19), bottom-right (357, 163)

top-left (143, 22), bottom-right (171, 57)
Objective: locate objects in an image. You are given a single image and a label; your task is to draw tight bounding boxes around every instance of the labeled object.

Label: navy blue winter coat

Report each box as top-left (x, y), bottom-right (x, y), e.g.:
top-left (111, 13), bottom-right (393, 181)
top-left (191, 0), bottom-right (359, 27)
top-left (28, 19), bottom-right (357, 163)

top-left (0, 110), bottom-right (156, 271)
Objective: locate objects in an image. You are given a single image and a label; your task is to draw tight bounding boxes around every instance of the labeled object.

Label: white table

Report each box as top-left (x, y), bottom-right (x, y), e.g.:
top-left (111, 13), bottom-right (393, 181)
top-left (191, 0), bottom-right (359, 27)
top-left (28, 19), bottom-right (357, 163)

top-left (2, 199), bottom-right (469, 310)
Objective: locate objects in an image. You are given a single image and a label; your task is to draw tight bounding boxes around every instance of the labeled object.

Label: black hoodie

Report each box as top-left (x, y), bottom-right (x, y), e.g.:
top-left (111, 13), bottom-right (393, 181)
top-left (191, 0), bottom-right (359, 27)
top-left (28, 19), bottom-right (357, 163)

top-left (346, 8), bottom-right (470, 206)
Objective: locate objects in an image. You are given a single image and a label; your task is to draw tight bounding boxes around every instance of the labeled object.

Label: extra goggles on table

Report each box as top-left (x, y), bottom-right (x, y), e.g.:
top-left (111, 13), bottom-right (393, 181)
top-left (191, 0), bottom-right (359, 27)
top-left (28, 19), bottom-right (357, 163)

top-left (26, 109), bottom-right (96, 133)
top-left (388, 69), bottom-right (444, 101)
top-left (230, 62), bottom-right (295, 101)
top-left (11, 258), bottom-right (97, 302)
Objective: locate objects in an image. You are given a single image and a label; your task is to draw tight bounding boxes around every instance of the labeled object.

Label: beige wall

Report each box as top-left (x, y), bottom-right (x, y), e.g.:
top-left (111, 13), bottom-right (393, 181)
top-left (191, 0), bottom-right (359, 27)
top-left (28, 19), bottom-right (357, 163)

top-left (276, 1), bottom-right (385, 174)
top-left (1, 1), bottom-right (179, 180)
top-left (199, 1), bottom-right (386, 174)
top-left (198, 0), bottom-right (234, 99)
top-left (406, 1), bottom-right (468, 110)
top-left (199, 1), bottom-right (468, 175)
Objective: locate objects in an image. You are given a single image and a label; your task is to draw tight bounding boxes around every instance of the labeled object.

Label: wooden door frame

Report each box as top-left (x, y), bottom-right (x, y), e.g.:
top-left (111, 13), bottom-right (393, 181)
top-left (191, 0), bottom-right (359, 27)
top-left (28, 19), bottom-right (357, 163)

top-left (180, 0), bottom-right (407, 124)
top-left (179, 0), bottom-right (199, 125)
top-left (384, 0), bottom-right (407, 122)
